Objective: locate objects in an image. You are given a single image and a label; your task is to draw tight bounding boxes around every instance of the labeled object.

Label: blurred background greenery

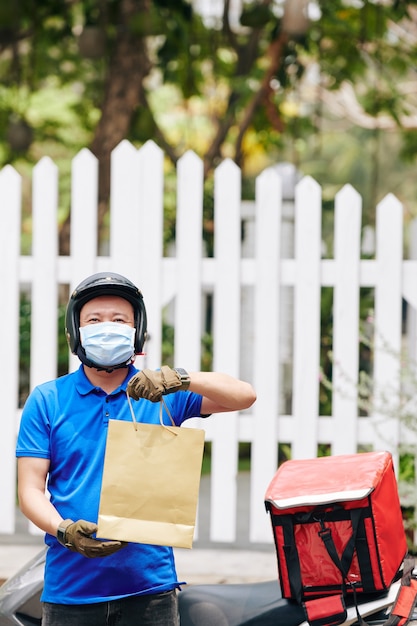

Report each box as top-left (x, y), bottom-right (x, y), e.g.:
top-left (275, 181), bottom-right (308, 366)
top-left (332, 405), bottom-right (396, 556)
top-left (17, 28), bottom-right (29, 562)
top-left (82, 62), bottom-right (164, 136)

top-left (2, 0), bottom-right (417, 256)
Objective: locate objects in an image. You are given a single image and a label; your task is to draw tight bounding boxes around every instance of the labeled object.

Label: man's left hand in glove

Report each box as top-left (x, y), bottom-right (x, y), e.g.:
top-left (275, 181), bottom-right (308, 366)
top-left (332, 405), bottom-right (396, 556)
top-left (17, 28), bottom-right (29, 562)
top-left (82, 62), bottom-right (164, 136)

top-left (57, 519), bottom-right (127, 558)
top-left (127, 366), bottom-right (190, 402)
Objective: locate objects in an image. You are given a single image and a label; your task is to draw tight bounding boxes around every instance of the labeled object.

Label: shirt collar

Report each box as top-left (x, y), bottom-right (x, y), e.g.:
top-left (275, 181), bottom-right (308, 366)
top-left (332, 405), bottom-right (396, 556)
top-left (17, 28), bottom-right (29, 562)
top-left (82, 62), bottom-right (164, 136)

top-left (74, 364), bottom-right (138, 396)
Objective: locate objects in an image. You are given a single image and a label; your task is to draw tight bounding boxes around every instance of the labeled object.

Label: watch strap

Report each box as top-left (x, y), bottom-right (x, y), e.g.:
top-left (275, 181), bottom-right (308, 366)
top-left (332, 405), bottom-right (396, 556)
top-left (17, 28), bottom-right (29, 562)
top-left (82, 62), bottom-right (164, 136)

top-left (57, 518), bottom-right (74, 546)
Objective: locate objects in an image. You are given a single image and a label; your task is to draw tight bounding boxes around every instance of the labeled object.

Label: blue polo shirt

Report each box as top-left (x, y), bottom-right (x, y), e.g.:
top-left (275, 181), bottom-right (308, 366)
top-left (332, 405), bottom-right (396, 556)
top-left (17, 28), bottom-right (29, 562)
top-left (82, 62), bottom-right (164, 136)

top-left (16, 365), bottom-right (204, 604)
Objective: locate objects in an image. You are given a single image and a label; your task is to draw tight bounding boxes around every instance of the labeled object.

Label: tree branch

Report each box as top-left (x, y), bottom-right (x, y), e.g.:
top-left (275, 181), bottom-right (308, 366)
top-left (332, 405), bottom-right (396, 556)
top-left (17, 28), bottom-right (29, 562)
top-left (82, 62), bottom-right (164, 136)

top-left (315, 80), bottom-right (417, 130)
top-left (234, 31), bottom-right (288, 166)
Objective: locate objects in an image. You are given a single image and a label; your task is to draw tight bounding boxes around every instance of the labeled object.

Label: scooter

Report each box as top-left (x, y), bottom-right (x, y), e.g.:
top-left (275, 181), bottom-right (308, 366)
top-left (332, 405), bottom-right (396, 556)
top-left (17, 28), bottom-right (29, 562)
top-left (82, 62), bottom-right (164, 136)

top-left (0, 546), bottom-right (414, 626)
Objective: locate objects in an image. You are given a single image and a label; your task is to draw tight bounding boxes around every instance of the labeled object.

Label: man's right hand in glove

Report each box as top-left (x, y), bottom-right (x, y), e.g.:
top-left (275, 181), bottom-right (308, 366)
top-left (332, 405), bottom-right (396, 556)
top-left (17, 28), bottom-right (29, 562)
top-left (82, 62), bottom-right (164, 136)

top-left (56, 519), bottom-right (127, 558)
top-left (127, 366), bottom-right (190, 402)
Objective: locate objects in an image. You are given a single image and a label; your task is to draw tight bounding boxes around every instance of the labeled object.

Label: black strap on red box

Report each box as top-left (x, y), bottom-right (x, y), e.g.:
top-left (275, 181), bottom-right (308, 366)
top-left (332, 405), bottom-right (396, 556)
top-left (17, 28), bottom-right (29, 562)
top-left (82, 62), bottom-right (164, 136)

top-left (303, 552), bottom-right (417, 626)
top-left (272, 505), bottom-right (375, 602)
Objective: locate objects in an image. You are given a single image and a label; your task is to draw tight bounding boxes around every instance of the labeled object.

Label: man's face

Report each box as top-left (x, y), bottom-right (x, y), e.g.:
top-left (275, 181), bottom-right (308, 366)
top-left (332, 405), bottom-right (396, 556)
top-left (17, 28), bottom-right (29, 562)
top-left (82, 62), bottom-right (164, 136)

top-left (79, 295), bottom-right (134, 328)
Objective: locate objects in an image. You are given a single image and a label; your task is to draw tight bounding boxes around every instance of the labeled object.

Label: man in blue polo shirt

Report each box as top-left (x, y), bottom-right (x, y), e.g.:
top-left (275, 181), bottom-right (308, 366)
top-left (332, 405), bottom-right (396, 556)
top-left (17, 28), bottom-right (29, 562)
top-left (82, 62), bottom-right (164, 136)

top-left (16, 272), bottom-right (256, 626)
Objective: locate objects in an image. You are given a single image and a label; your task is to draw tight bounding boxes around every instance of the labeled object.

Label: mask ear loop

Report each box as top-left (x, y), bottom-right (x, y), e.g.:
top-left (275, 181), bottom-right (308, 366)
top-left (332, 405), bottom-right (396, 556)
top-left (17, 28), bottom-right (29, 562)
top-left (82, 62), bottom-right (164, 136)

top-left (126, 391), bottom-right (176, 434)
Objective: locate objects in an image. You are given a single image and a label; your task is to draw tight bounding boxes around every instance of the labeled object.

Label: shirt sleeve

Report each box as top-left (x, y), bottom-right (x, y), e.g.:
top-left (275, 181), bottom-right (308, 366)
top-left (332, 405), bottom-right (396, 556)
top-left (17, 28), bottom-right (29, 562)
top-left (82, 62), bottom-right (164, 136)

top-left (16, 386), bottom-right (51, 459)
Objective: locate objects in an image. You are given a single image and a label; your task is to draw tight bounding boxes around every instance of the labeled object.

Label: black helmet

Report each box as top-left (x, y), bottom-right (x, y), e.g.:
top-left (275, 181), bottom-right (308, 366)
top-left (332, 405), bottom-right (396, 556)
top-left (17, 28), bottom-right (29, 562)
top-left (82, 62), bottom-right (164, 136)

top-left (66, 272), bottom-right (147, 367)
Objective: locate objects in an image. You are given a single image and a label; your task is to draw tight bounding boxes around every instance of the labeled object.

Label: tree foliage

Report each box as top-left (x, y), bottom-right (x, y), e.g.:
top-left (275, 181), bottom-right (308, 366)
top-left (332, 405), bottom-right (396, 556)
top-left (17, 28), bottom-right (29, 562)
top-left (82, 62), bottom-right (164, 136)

top-left (2, 0), bottom-right (417, 242)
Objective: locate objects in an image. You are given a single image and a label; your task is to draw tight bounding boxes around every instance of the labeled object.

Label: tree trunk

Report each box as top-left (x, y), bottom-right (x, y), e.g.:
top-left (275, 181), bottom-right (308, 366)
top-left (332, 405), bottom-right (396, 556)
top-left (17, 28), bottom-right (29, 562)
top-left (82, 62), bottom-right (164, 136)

top-left (59, 0), bottom-right (151, 255)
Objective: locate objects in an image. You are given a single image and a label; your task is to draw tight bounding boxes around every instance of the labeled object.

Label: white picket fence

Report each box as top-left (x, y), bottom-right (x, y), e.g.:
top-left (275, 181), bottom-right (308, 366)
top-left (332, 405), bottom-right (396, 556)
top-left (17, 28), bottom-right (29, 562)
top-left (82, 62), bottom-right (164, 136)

top-left (1, 139), bottom-right (417, 546)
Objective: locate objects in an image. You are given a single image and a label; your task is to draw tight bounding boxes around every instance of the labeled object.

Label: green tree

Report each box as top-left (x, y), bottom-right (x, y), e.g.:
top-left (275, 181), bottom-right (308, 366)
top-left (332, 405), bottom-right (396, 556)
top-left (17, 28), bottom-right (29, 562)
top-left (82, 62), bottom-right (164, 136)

top-left (2, 0), bottom-right (417, 244)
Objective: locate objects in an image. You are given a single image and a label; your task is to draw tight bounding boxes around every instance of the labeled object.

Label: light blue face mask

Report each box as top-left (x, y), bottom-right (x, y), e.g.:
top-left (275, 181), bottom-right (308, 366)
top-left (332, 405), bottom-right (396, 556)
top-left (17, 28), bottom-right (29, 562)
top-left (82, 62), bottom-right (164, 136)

top-left (79, 322), bottom-right (136, 367)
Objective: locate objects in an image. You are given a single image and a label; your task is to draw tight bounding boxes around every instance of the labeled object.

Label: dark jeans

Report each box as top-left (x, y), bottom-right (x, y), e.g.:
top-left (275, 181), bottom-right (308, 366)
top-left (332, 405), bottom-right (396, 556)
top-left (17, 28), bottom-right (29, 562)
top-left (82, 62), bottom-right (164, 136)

top-left (42, 589), bottom-right (179, 626)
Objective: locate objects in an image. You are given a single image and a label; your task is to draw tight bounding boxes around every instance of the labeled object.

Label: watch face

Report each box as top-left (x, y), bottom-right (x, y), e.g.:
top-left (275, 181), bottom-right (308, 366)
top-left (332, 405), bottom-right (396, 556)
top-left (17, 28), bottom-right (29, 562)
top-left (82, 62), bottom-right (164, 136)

top-left (173, 368), bottom-right (190, 390)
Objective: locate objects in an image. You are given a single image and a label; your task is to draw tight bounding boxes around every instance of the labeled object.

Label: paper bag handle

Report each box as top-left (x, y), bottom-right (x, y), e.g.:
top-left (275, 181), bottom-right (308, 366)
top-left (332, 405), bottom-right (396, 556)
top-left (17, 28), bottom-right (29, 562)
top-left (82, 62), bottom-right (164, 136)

top-left (126, 391), bottom-right (176, 432)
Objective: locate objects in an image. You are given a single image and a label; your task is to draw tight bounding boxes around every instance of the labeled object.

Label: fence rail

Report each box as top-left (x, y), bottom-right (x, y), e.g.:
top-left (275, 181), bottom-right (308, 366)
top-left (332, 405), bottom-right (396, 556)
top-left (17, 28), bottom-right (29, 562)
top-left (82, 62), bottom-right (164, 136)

top-left (1, 140), bottom-right (417, 545)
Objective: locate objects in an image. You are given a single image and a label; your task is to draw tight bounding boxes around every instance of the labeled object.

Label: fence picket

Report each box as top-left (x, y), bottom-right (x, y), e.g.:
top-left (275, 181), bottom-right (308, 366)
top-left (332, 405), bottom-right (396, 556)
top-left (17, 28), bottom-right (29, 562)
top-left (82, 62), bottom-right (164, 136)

top-left (0, 166), bottom-right (21, 533)
top-left (250, 167), bottom-right (282, 542)
top-left (68, 148), bottom-right (99, 371)
top-left (332, 184), bottom-right (362, 455)
top-left (372, 194), bottom-right (403, 461)
top-left (292, 176), bottom-right (322, 459)
top-left (30, 157), bottom-right (59, 391)
top-left (135, 140), bottom-right (164, 370)
top-left (70, 148), bottom-right (99, 277)
top-left (174, 150), bottom-right (204, 371)
top-left (210, 159), bottom-right (241, 542)
top-left (110, 140), bottom-right (141, 272)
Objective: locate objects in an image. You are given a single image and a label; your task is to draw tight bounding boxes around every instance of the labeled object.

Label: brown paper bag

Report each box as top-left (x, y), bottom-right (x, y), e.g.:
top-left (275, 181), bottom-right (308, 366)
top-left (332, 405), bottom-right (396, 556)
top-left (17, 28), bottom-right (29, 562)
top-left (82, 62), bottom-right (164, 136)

top-left (97, 396), bottom-right (205, 549)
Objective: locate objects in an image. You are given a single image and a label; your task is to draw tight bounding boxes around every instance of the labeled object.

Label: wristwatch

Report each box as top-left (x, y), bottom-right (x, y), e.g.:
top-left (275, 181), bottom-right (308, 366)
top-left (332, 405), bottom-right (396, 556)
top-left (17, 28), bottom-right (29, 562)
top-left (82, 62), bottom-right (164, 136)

top-left (56, 519), bottom-right (74, 547)
top-left (174, 367), bottom-right (191, 390)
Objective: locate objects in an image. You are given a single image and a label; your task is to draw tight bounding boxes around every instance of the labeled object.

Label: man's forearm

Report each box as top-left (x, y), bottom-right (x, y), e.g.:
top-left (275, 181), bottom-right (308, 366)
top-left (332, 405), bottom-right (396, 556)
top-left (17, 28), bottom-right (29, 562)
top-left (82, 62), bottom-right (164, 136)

top-left (19, 487), bottom-right (63, 537)
top-left (189, 371), bottom-right (256, 410)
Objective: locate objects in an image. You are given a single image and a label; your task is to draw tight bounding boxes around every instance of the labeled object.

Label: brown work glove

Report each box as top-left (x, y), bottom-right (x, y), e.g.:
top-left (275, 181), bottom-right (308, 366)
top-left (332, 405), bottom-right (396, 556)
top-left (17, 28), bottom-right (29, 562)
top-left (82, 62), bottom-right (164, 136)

top-left (127, 366), bottom-right (190, 402)
top-left (57, 519), bottom-right (127, 558)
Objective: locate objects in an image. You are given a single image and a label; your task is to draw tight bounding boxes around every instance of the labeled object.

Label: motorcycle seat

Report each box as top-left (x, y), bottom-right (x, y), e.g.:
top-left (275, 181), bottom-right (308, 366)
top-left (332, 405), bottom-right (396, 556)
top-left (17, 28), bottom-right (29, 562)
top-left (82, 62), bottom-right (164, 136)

top-left (178, 579), bottom-right (305, 626)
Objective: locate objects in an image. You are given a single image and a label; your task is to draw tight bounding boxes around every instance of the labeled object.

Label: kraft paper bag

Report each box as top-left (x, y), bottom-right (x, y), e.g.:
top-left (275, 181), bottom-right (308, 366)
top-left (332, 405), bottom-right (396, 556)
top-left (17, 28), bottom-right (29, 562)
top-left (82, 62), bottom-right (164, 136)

top-left (97, 396), bottom-right (205, 549)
